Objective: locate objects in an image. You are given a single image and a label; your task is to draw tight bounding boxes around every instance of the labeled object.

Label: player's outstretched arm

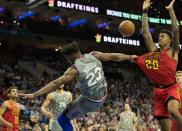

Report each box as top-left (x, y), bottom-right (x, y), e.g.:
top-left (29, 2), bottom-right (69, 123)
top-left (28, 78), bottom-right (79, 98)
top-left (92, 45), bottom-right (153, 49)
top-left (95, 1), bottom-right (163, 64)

top-left (166, 0), bottom-right (179, 52)
top-left (142, 0), bottom-right (157, 52)
top-left (91, 51), bottom-right (137, 62)
top-left (20, 67), bottom-right (78, 99)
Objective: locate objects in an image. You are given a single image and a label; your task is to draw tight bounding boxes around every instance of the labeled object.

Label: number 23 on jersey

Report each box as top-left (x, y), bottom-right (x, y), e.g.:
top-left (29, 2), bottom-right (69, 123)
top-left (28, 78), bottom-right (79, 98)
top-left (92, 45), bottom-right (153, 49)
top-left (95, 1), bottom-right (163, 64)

top-left (86, 67), bottom-right (102, 87)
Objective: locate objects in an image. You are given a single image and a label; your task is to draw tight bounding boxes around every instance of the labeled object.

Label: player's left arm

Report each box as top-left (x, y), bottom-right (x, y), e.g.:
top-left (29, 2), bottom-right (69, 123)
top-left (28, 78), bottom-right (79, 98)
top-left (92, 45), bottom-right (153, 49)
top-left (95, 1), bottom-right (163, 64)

top-left (166, 0), bottom-right (180, 53)
top-left (91, 51), bottom-right (137, 62)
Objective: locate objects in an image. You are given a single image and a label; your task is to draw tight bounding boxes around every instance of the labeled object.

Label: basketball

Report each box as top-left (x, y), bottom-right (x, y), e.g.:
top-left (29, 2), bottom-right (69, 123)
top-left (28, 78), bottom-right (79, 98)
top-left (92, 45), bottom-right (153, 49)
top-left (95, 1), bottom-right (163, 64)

top-left (119, 20), bottom-right (135, 36)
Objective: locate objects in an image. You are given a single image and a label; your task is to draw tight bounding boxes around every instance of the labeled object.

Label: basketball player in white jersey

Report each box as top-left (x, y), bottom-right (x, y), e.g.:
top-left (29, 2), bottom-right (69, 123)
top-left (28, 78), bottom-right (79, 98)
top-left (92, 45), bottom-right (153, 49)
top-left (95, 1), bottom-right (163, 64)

top-left (117, 103), bottom-right (137, 131)
top-left (41, 85), bottom-right (72, 131)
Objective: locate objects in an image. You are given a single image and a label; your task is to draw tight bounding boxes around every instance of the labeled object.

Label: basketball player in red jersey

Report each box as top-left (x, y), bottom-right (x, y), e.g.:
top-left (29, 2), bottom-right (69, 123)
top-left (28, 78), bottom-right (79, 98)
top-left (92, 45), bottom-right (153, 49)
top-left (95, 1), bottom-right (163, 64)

top-left (135, 0), bottom-right (180, 130)
top-left (172, 71), bottom-right (182, 131)
top-left (0, 86), bottom-right (21, 131)
top-left (177, 71), bottom-right (182, 119)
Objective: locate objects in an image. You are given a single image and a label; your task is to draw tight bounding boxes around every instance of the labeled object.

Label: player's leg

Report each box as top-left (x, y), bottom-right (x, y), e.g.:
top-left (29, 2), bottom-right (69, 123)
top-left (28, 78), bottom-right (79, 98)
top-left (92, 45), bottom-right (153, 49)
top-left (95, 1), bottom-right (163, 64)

top-left (157, 117), bottom-right (171, 131)
top-left (57, 110), bottom-right (73, 131)
top-left (176, 107), bottom-right (182, 131)
top-left (57, 96), bottom-right (82, 131)
top-left (153, 87), bottom-right (172, 131)
top-left (167, 98), bottom-right (182, 126)
top-left (57, 95), bottom-right (85, 131)
top-left (171, 117), bottom-right (178, 131)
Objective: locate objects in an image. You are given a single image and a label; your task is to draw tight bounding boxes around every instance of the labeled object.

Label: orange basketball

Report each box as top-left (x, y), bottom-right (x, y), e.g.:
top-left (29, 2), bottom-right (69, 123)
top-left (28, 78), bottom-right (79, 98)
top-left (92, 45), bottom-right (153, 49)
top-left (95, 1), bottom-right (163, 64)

top-left (119, 20), bottom-right (135, 36)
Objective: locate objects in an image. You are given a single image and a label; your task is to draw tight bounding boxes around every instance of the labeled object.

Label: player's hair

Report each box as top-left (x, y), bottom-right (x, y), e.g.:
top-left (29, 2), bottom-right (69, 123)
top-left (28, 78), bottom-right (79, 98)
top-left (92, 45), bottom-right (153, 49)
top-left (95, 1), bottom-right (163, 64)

top-left (160, 30), bottom-right (172, 40)
top-left (6, 86), bottom-right (18, 98)
top-left (177, 70), bottom-right (182, 74)
top-left (61, 41), bottom-right (80, 55)
top-left (7, 86), bottom-right (18, 94)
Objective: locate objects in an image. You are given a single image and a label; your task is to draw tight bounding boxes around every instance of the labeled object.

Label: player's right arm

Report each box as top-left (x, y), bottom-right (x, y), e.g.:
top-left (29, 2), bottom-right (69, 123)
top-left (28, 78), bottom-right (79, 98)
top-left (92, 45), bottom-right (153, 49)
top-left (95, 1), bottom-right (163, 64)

top-left (91, 51), bottom-right (137, 62)
top-left (20, 67), bottom-right (78, 99)
top-left (41, 93), bottom-right (54, 119)
top-left (142, 0), bottom-right (157, 52)
top-left (0, 101), bottom-right (13, 128)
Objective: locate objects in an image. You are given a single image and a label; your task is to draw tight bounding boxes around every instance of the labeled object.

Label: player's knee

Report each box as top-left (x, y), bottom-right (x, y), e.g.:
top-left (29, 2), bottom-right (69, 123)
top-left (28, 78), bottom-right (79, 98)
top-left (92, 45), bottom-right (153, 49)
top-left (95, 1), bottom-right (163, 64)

top-left (167, 99), bottom-right (180, 116)
top-left (168, 105), bottom-right (177, 113)
top-left (168, 106), bottom-right (179, 115)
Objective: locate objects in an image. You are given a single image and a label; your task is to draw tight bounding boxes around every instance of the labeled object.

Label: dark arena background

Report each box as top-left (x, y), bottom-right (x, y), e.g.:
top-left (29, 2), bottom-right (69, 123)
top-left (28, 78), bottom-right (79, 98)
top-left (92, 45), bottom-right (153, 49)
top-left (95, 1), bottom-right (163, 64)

top-left (0, 0), bottom-right (182, 130)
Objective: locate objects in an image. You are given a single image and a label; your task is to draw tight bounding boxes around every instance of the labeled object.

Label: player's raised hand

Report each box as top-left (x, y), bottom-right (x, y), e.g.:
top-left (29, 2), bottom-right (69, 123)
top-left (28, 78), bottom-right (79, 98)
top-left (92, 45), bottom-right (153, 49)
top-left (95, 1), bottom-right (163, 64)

top-left (166, 0), bottom-right (175, 10)
top-left (143, 0), bottom-right (152, 11)
top-left (18, 93), bottom-right (36, 99)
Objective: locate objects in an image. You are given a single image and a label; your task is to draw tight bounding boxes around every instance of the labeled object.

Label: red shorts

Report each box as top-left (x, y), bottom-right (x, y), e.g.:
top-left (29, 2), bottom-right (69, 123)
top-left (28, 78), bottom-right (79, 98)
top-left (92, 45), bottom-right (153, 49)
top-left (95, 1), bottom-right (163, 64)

top-left (153, 83), bottom-right (181, 117)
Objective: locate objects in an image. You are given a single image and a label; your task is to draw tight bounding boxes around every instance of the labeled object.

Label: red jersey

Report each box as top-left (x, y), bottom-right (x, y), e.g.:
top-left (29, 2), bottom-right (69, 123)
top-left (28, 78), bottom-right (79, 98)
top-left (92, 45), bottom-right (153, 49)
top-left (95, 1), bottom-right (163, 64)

top-left (2, 100), bottom-right (20, 131)
top-left (135, 49), bottom-right (177, 85)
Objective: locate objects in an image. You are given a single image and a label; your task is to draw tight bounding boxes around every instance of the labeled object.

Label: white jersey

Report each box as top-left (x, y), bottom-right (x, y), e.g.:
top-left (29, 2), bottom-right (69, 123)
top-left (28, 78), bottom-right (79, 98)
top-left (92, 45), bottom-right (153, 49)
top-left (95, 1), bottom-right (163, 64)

top-left (119, 111), bottom-right (135, 131)
top-left (49, 91), bottom-right (70, 131)
top-left (74, 53), bottom-right (107, 100)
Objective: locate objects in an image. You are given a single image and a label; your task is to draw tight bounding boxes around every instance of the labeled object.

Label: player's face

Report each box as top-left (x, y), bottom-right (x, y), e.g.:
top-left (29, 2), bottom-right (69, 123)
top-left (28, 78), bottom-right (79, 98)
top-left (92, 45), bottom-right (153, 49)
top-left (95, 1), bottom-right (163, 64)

top-left (124, 104), bottom-right (130, 111)
top-left (10, 89), bottom-right (18, 98)
top-left (176, 72), bottom-right (182, 83)
top-left (158, 33), bottom-right (171, 48)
